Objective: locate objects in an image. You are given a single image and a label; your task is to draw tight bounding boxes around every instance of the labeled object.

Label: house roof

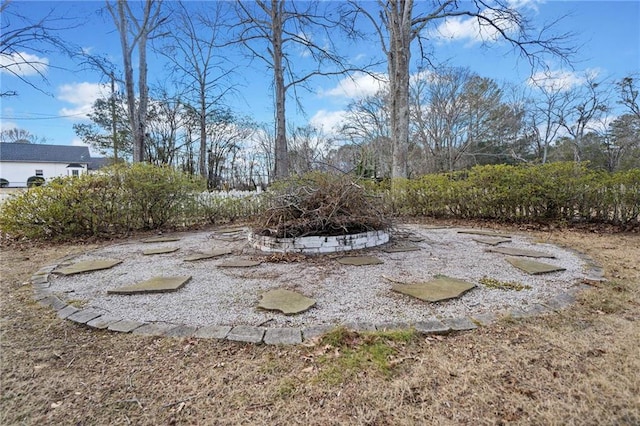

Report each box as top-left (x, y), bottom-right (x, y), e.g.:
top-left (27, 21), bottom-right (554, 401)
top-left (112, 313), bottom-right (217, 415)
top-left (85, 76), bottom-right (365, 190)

top-left (0, 143), bottom-right (91, 163)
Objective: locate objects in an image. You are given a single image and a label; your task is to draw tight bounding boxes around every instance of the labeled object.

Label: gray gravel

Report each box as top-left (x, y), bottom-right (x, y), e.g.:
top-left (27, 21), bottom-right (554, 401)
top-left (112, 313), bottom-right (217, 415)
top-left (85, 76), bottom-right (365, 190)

top-left (48, 225), bottom-right (591, 328)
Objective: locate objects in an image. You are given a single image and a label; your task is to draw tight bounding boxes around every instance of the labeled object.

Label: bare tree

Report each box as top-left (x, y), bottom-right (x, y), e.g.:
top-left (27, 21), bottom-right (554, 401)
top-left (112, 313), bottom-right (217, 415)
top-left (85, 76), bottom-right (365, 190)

top-left (160, 1), bottom-right (235, 179)
top-left (618, 75), bottom-right (640, 120)
top-left (235, 0), bottom-right (363, 179)
top-left (106, 0), bottom-right (166, 163)
top-left (559, 73), bottom-right (609, 163)
top-left (0, 128), bottom-right (46, 143)
top-left (347, 0), bottom-right (573, 180)
top-left (1, 0), bottom-right (76, 97)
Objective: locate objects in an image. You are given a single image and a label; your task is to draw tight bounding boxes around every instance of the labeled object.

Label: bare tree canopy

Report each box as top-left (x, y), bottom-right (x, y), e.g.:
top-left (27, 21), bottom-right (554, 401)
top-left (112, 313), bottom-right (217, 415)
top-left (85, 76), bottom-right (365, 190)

top-left (0, 0), bottom-right (77, 97)
top-left (235, 0), bottom-right (369, 179)
top-left (346, 0), bottom-right (574, 180)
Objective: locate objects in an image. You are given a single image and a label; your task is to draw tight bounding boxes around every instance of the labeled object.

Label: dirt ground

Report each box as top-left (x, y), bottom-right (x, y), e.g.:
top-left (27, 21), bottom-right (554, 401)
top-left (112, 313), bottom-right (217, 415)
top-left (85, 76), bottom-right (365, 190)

top-left (1, 222), bottom-right (639, 425)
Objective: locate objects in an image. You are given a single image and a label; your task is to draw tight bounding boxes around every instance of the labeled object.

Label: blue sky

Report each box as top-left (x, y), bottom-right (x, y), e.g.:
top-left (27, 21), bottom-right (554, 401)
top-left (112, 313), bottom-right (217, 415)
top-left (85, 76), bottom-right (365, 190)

top-left (1, 0), bottom-right (639, 153)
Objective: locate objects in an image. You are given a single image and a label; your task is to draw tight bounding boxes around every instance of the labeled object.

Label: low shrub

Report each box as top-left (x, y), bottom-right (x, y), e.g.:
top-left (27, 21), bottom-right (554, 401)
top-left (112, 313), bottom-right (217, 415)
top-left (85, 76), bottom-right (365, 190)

top-left (382, 162), bottom-right (640, 227)
top-left (0, 163), bottom-right (204, 241)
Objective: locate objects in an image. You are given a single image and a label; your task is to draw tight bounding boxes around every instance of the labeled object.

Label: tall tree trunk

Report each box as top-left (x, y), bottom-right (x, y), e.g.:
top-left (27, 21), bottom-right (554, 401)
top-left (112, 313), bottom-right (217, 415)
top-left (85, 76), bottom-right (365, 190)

top-left (271, 0), bottom-right (288, 180)
top-left (199, 87), bottom-right (207, 178)
top-left (385, 0), bottom-right (411, 180)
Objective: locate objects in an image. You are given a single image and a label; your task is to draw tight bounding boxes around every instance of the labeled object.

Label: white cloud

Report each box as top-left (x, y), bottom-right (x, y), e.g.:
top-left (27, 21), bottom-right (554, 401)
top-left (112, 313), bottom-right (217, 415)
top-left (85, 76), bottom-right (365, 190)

top-left (528, 69), bottom-right (599, 92)
top-left (0, 120), bottom-right (18, 132)
top-left (0, 52), bottom-right (49, 76)
top-left (433, 8), bottom-right (519, 45)
top-left (319, 72), bottom-right (387, 99)
top-left (310, 109), bottom-right (348, 133)
top-left (57, 82), bottom-right (109, 119)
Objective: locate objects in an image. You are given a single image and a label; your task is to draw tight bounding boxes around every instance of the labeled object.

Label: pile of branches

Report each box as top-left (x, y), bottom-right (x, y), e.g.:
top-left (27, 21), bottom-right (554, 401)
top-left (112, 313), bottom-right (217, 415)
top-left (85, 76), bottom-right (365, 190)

top-left (254, 173), bottom-right (390, 238)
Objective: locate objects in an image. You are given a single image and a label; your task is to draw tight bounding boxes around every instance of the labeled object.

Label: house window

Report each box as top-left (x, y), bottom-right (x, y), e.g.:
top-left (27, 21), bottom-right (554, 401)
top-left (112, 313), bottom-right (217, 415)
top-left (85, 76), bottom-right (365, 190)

top-left (72, 170), bottom-right (79, 177)
top-left (35, 169), bottom-right (43, 177)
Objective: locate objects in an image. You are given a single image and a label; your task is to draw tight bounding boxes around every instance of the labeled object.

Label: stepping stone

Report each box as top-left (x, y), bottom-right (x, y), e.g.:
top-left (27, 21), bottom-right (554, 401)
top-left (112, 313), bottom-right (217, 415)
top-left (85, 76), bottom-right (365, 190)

top-left (506, 257), bottom-right (566, 275)
top-left (55, 259), bottom-right (122, 275)
top-left (337, 256), bottom-right (383, 266)
top-left (472, 237), bottom-right (512, 246)
top-left (141, 236), bottom-right (181, 243)
top-left (487, 247), bottom-right (555, 258)
top-left (458, 229), bottom-right (511, 238)
top-left (107, 276), bottom-right (192, 294)
top-left (142, 247), bottom-right (179, 255)
top-left (257, 289), bottom-right (316, 315)
top-left (391, 276), bottom-right (476, 302)
top-left (383, 245), bottom-right (421, 253)
top-left (217, 259), bottom-right (262, 268)
top-left (184, 249), bottom-right (233, 261)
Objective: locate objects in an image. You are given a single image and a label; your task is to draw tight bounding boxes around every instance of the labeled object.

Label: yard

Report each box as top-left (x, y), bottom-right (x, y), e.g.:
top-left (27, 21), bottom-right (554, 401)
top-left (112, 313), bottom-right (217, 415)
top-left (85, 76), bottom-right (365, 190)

top-left (1, 222), bottom-right (638, 425)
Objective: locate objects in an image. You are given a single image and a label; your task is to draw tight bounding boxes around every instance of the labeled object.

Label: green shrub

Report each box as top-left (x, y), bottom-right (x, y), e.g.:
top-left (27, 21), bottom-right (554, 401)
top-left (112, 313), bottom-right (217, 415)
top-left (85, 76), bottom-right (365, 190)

top-left (376, 162), bottom-right (639, 226)
top-left (0, 163), bottom-right (204, 241)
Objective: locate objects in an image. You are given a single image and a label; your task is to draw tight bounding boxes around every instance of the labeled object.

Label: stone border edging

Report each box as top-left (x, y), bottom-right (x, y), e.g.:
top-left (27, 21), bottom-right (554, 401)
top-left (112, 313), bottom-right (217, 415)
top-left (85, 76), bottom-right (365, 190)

top-left (29, 250), bottom-right (604, 345)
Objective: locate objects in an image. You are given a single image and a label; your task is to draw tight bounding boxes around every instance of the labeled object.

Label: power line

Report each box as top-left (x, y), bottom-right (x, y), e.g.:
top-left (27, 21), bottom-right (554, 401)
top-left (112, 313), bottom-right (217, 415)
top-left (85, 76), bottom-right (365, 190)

top-left (0, 112), bottom-right (87, 120)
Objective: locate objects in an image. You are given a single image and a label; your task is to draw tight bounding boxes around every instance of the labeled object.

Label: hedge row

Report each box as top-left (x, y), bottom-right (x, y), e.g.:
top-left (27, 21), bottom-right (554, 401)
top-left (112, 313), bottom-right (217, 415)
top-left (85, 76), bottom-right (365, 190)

top-left (386, 162), bottom-right (640, 226)
top-left (1, 162), bottom-right (637, 242)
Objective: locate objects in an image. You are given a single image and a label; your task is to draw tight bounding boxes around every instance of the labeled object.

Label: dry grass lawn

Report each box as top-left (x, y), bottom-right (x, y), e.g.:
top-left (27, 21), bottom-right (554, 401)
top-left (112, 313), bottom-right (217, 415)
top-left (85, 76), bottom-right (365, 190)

top-left (1, 224), bottom-right (639, 425)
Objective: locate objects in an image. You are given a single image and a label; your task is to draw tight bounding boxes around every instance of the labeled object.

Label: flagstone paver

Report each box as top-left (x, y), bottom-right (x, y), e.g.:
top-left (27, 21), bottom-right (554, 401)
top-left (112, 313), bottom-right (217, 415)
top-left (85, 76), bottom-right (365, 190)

top-left (257, 289), bottom-right (316, 315)
top-left (108, 276), bottom-right (192, 294)
top-left (458, 229), bottom-right (512, 238)
top-left (337, 256), bottom-right (383, 266)
top-left (55, 259), bottom-right (123, 275)
top-left (383, 245), bottom-right (421, 253)
top-left (142, 247), bottom-right (180, 255)
top-left (487, 247), bottom-right (555, 258)
top-left (392, 276), bottom-right (476, 302)
top-left (506, 257), bottom-right (566, 275)
top-left (184, 249), bottom-right (232, 261)
top-left (217, 259), bottom-right (262, 268)
top-left (472, 237), bottom-right (512, 246)
top-left (141, 236), bottom-right (181, 243)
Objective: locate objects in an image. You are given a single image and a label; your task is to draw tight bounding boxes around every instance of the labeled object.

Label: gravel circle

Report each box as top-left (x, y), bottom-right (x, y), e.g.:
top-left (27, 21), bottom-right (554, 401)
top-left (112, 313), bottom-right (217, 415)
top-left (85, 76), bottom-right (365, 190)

top-left (47, 225), bottom-right (592, 328)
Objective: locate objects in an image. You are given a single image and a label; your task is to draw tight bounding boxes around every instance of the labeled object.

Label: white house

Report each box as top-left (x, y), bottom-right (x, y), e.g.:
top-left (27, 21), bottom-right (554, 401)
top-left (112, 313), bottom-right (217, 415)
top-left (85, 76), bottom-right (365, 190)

top-left (0, 143), bottom-right (98, 187)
